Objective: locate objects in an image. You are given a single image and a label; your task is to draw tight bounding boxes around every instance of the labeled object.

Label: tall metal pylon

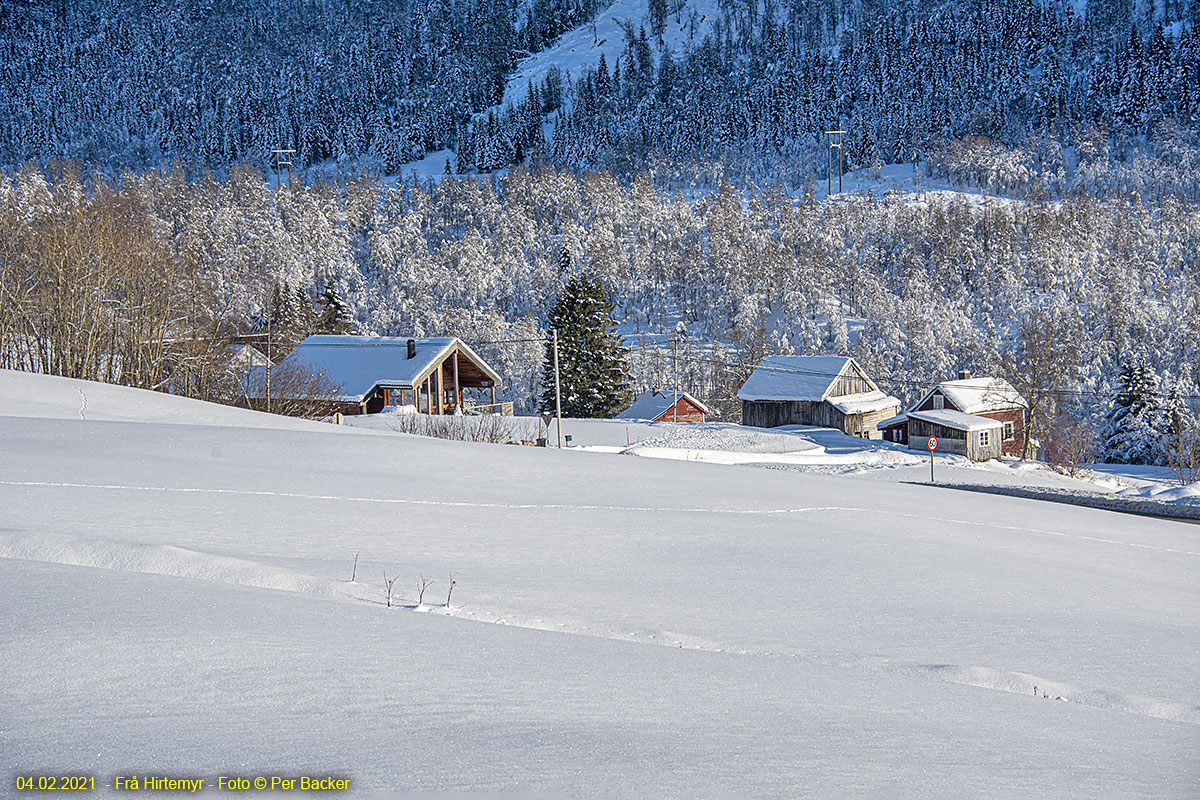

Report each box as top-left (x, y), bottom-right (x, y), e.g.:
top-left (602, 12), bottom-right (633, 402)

top-left (824, 130), bottom-right (846, 196)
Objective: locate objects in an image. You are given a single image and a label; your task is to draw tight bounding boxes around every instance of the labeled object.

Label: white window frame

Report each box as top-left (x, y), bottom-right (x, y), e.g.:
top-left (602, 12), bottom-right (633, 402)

top-left (933, 394), bottom-right (944, 410)
top-left (979, 430), bottom-right (990, 447)
top-left (1003, 421), bottom-right (1014, 441)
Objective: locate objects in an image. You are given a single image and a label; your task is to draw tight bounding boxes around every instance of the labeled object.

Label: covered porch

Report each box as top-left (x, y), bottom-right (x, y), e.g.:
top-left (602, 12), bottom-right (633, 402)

top-left (368, 345), bottom-right (504, 415)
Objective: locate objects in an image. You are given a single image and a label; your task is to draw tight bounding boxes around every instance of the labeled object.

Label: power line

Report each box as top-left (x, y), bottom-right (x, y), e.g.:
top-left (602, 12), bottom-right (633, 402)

top-left (461, 334), bottom-right (1200, 403)
top-left (681, 354), bottom-right (1200, 402)
top-left (465, 337), bottom-right (546, 345)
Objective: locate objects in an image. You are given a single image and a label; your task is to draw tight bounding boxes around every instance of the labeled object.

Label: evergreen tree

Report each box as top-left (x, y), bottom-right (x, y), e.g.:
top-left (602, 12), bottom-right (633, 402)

top-left (267, 282), bottom-right (315, 350)
top-left (1101, 356), bottom-right (1168, 464)
top-left (316, 278), bottom-right (354, 334)
top-left (539, 267), bottom-right (631, 417)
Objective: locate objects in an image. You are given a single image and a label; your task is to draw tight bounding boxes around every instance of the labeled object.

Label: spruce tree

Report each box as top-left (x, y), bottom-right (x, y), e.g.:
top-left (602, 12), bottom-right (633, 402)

top-left (267, 282), bottom-right (315, 350)
top-left (1101, 356), bottom-right (1168, 464)
top-left (539, 268), bottom-right (631, 418)
top-left (316, 278), bottom-right (354, 334)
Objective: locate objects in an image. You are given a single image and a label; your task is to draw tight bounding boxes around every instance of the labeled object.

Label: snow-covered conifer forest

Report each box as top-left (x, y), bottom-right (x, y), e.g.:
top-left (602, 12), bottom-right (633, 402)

top-left (4, 0), bottom-right (1200, 177)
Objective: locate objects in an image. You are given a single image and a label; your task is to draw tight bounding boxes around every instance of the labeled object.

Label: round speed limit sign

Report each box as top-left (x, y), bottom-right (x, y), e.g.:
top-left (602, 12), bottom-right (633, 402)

top-left (926, 436), bottom-right (938, 451)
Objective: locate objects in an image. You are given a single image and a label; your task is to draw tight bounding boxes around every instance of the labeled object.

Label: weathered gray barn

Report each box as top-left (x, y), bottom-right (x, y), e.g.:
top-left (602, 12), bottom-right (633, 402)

top-left (906, 409), bottom-right (1003, 461)
top-left (738, 356), bottom-right (900, 438)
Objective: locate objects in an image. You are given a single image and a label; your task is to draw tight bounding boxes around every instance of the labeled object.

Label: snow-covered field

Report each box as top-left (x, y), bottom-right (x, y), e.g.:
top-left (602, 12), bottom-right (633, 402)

top-left (2, 370), bottom-right (1198, 797)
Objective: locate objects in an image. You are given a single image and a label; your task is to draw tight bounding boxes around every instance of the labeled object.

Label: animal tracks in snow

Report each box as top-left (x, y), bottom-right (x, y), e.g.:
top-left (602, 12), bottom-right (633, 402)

top-left (2, 528), bottom-right (1196, 729)
top-left (897, 663), bottom-right (1200, 726)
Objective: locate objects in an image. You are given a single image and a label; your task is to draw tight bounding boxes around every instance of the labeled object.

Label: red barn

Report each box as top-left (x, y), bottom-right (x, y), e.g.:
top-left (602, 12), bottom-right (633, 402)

top-left (618, 389), bottom-right (709, 423)
top-left (878, 372), bottom-right (1028, 456)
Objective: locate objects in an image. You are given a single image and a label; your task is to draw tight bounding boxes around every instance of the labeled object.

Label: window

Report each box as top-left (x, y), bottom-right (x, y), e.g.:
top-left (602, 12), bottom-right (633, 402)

top-left (979, 430), bottom-right (990, 447)
top-left (933, 394), bottom-right (944, 410)
top-left (1003, 422), bottom-right (1014, 441)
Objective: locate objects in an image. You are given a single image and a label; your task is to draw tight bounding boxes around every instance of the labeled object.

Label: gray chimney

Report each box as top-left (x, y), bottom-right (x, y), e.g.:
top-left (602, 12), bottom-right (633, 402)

top-left (406, 339), bottom-right (416, 359)
top-left (958, 370), bottom-right (972, 380)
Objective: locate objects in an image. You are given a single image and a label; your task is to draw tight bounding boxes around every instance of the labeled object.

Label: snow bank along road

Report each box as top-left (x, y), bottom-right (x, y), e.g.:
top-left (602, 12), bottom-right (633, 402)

top-left (1, 373), bottom-right (1198, 797)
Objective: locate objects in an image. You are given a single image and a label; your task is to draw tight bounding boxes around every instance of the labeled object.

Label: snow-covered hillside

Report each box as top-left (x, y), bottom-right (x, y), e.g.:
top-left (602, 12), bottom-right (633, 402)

top-left (2, 372), bottom-right (1198, 797)
top-left (501, 0), bottom-right (721, 109)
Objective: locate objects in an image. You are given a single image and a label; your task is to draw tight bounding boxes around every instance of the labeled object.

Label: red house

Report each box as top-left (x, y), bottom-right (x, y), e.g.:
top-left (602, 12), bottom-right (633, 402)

top-left (878, 372), bottom-right (1028, 456)
top-left (618, 389), bottom-right (709, 423)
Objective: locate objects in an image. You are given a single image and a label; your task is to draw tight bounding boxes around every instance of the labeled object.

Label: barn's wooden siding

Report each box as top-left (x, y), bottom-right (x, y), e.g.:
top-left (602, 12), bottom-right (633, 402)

top-left (908, 417), bottom-right (967, 454)
top-left (742, 400), bottom-right (847, 430)
top-left (907, 417), bottom-right (1002, 461)
top-left (742, 399), bottom-right (896, 438)
top-left (828, 367), bottom-right (875, 398)
top-left (848, 406), bottom-right (898, 439)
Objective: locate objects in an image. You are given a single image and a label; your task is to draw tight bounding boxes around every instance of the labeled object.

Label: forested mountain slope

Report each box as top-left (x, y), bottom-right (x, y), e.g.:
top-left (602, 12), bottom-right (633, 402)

top-left (4, 0), bottom-right (1199, 176)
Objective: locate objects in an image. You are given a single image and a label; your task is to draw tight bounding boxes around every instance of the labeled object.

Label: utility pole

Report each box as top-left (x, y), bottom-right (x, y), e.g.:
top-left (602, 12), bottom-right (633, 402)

top-left (911, 145), bottom-right (926, 201)
top-left (673, 334), bottom-right (679, 423)
top-left (825, 130), bottom-right (845, 196)
top-left (553, 328), bottom-right (563, 448)
top-left (271, 149), bottom-right (295, 190)
top-left (265, 309), bottom-right (272, 414)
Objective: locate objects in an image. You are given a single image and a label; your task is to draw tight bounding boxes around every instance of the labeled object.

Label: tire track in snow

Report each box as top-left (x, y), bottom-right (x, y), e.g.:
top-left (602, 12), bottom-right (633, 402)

top-left (2, 479), bottom-right (1198, 557)
top-left (0, 479), bottom-right (845, 516)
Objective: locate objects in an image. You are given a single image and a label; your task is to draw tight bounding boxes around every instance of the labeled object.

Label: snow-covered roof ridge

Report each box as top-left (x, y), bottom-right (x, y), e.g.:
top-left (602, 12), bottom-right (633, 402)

top-left (300, 335), bottom-right (457, 348)
top-left (737, 355), bottom-right (880, 402)
top-left (924, 376), bottom-right (1028, 414)
top-left (908, 409), bottom-right (1003, 432)
top-left (618, 389), bottom-right (709, 420)
top-left (828, 389), bottom-right (901, 416)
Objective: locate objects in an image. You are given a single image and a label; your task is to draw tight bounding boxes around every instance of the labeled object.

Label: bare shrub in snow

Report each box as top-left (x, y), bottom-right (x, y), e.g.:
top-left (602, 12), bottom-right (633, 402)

top-left (1166, 407), bottom-right (1200, 486)
top-left (1043, 415), bottom-right (1097, 477)
top-left (383, 571), bottom-right (399, 609)
top-left (250, 359), bottom-right (343, 419)
top-left (386, 413), bottom-right (535, 444)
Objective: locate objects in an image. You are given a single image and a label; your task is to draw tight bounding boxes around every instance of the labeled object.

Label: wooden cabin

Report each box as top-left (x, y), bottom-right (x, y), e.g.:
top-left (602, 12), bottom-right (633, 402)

top-left (878, 372), bottom-right (1027, 455)
top-left (906, 409), bottom-right (1003, 461)
top-left (248, 335), bottom-right (505, 416)
top-left (618, 389), bottom-right (710, 423)
top-left (738, 356), bottom-right (900, 438)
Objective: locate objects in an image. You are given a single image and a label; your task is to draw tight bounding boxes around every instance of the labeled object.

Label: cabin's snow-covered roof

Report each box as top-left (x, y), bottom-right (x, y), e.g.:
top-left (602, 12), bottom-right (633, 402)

top-left (618, 389), bottom-right (709, 421)
top-left (827, 390), bottom-right (901, 415)
top-left (876, 412), bottom-right (909, 430)
top-left (908, 409), bottom-right (1003, 432)
top-left (285, 336), bottom-right (455, 402)
top-left (252, 335), bottom-right (499, 403)
top-left (926, 377), bottom-right (1027, 414)
top-left (737, 356), bottom-right (877, 402)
